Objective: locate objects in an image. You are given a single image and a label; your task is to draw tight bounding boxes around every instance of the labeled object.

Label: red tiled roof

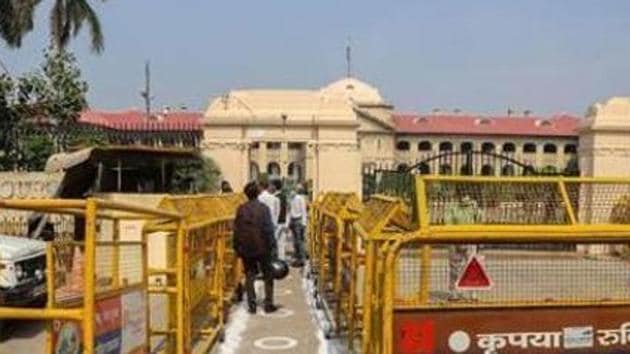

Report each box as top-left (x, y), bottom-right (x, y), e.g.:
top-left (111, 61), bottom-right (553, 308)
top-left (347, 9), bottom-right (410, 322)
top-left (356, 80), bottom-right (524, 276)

top-left (393, 113), bottom-right (580, 137)
top-left (79, 109), bottom-right (202, 131)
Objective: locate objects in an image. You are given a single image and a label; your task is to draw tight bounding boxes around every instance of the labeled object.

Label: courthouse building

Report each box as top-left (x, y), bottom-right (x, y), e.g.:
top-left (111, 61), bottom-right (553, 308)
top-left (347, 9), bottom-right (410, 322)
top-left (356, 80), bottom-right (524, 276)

top-left (201, 77), bottom-right (579, 195)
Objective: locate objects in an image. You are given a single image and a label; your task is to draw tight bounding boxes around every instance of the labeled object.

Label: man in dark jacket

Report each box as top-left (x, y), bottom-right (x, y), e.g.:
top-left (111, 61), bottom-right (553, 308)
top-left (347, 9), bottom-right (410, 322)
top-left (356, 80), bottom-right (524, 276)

top-left (233, 181), bottom-right (278, 314)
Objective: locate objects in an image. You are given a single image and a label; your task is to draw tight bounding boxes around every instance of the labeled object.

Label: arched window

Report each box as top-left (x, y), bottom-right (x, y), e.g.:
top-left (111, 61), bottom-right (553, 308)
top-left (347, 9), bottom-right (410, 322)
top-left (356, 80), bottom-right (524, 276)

top-left (288, 162), bottom-right (303, 181)
top-left (501, 165), bottom-right (515, 176)
top-left (250, 162), bottom-right (260, 180)
top-left (564, 144), bottom-right (577, 154)
top-left (460, 164), bottom-right (473, 176)
top-left (418, 162), bottom-right (430, 175)
top-left (439, 164), bottom-right (452, 175)
top-left (418, 141), bottom-right (432, 151)
top-left (460, 142), bottom-right (473, 153)
top-left (439, 142), bottom-right (453, 152)
top-left (481, 142), bottom-right (495, 153)
top-left (523, 143), bottom-right (537, 153)
top-left (397, 163), bottom-right (409, 172)
top-left (267, 162), bottom-right (281, 177)
top-left (396, 141), bottom-right (410, 151)
top-left (502, 143), bottom-right (516, 153)
top-left (543, 143), bottom-right (557, 154)
top-left (481, 164), bottom-right (495, 176)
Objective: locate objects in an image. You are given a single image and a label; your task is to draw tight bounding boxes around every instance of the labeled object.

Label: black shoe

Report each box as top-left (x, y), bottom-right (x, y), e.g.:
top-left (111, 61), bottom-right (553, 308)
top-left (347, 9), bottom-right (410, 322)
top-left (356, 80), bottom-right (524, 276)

top-left (248, 305), bottom-right (256, 314)
top-left (264, 304), bottom-right (278, 313)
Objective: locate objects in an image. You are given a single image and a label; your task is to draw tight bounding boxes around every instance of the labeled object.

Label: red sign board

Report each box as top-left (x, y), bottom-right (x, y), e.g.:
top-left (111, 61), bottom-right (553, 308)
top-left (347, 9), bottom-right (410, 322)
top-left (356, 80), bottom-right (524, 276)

top-left (455, 255), bottom-right (492, 290)
top-left (394, 306), bottom-right (630, 353)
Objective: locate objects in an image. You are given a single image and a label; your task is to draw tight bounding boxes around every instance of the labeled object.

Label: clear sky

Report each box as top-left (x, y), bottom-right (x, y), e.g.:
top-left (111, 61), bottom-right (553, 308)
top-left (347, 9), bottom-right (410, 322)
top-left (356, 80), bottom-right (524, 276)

top-left (3, 0), bottom-right (630, 116)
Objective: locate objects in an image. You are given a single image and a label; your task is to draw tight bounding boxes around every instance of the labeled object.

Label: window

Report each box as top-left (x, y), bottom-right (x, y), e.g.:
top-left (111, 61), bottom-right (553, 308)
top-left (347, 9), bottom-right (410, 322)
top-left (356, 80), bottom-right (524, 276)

top-left (288, 142), bottom-right (302, 150)
top-left (502, 143), bottom-right (516, 153)
top-left (481, 142), bottom-right (495, 153)
top-left (267, 142), bottom-right (281, 150)
top-left (251, 142), bottom-right (260, 149)
top-left (418, 163), bottom-right (430, 175)
top-left (418, 141), bottom-right (432, 151)
top-left (267, 162), bottom-right (281, 176)
top-left (460, 142), bottom-right (473, 153)
top-left (396, 141), bottom-right (410, 151)
top-left (397, 163), bottom-right (409, 172)
top-left (460, 164), bottom-right (473, 176)
top-left (439, 142), bottom-right (453, 152)
top-left (481, 164), bottom-right (495, 176)
top-left (439, 164), bottom-right (452, 175)
top-left (564, 144), bottom-right (577, 154)
top-left (501, 165), bottom-right (515, 176)
top-left (523, 143), bottom-right (537, 153)
top-left (543, 143), bottom-right (557, 154)
top-left (288, 162), bottom-right (303, 181)
top-left (377, 139), bottom-right (382, 150)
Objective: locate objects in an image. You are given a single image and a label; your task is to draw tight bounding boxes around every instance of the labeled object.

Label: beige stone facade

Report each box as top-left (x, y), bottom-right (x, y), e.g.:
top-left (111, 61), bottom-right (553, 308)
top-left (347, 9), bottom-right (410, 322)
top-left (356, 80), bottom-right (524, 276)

top-left (202, 77), bottom-right (580, 195)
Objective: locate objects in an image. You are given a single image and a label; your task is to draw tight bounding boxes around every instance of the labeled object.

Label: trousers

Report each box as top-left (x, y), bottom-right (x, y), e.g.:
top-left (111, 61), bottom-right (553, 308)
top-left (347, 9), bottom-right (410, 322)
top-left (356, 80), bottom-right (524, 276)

top-left (241, 254), bottom-right (274, 307)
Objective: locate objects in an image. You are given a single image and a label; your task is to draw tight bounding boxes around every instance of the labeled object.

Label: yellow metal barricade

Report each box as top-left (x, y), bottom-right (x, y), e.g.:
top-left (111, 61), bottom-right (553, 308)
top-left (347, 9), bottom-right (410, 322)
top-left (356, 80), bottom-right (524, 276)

top-left (145, 193), bottom-right (245, 354)
top-left (307, 192), bottom-right (360, 336)
top-left (361, 176), bottom-right (630, 354)
top-left (0, 198), bottom-right (182, 354)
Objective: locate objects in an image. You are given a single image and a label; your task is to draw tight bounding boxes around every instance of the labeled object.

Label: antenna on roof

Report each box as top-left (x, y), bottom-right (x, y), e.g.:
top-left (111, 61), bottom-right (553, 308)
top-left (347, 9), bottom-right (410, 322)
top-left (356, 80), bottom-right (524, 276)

top-left (345, 36), bottom-right (352, 78)
top-left (140, 60), bottom-right (154, 118)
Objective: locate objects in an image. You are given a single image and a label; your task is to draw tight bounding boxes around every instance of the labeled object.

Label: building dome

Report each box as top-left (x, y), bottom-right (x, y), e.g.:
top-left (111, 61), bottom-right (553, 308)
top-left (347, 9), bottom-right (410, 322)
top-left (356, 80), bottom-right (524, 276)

top-left (321, 77), bottom-right (385, 105)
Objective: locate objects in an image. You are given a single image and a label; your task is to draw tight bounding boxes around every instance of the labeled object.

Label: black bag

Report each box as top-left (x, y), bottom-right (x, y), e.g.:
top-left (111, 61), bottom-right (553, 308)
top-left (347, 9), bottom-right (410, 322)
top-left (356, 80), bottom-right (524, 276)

top-left (234, 202), bottom-right (266, 258)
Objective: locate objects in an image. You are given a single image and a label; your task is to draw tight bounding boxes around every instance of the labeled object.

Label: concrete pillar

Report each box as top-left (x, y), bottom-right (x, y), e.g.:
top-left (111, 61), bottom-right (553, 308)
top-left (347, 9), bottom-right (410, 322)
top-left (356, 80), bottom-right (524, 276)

top-left (281, 141), bottom-right (289, 178)
top-left (259, 141), bottom-right (268, 175)
top-left (578, 97), bottom-right (630, 254)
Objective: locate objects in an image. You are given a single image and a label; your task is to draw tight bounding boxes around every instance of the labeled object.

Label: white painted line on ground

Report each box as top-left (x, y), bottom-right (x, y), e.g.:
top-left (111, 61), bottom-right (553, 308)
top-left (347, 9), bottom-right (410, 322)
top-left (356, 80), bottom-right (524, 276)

top-left (216, 304), bottom-right (249, 354)
top-left (259, 308), bottom-right (295, 318)
top-left (253, 336), bottom-right (299, 350)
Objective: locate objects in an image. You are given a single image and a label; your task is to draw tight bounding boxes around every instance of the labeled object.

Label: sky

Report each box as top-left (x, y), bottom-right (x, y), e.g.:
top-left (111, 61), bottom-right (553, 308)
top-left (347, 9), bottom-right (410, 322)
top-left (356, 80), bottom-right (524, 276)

top-left (3, 0), bottom-right (630, 116)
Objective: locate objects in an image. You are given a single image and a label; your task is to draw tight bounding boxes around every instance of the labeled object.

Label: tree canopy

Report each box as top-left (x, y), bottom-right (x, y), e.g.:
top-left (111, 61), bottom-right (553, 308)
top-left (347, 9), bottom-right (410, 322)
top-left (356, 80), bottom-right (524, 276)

top-left (1, 0), bottom-right (105, 53)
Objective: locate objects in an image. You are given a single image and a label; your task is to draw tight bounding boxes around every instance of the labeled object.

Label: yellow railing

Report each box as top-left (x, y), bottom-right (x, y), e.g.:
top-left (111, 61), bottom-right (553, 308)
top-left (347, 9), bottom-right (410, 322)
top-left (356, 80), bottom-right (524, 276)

top-left (310, 176), bottom-right (630, 354)
top-left (145, 193), bottom-right (245, 354)
top-left (0, 198), bottom-right (182, 354)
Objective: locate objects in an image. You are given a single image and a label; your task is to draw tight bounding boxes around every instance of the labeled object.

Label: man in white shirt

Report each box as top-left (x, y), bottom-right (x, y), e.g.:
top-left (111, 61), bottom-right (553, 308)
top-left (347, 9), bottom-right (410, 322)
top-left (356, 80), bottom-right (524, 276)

top-left (288, 184), bottom-right (308, 267)
top-left (258, 181), bottom-right (280, 229)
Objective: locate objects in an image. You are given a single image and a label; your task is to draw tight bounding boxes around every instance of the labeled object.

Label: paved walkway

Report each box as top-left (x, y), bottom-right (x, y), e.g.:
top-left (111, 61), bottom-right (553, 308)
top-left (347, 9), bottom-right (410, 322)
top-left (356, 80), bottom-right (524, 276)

top-left (215, 267), bottom-right (336, 354)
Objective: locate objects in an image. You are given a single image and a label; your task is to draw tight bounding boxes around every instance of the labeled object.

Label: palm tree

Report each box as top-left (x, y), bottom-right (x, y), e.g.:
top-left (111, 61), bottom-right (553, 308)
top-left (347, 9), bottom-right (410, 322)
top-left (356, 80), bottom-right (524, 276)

top-left (0, 0), bottom-right (104, 53)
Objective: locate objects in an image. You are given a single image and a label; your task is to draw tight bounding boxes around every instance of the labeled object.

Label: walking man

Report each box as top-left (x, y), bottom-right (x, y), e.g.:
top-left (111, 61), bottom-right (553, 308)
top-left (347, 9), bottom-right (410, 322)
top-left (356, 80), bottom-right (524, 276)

top-left (288, 184), bottom-right (308, 267)
top-left (233, 182), bottom-right (278, 313)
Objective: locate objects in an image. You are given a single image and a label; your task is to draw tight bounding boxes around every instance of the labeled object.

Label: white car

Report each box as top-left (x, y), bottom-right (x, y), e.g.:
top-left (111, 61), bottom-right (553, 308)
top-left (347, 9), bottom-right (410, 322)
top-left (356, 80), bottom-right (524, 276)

top-left (0, 235), bottom-right (47, 306)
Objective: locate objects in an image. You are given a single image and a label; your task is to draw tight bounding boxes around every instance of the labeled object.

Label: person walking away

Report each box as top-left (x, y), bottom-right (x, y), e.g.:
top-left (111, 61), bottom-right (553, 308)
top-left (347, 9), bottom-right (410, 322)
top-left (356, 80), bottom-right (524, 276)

top-left (288, 184), bottom-right (308, 267)
top-left (445, 195), bottom-right (481, 300)
top-left (233, 182), bottom-right (279, 313)
top-left (258, 181), bottom-right (280, 229)
top-left (273, 180), bottom-right (290, 261)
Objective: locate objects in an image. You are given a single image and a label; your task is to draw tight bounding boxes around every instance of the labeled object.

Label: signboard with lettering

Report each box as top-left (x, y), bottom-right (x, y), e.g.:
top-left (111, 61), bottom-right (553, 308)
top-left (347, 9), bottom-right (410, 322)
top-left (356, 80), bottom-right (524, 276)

top-left (394, 306), bottom-right (630, 353)
top-left (51, 291), bottom-right (147, 354)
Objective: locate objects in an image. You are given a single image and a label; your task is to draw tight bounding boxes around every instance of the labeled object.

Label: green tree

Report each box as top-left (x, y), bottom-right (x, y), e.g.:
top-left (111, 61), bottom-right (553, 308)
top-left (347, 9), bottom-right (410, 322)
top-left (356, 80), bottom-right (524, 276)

top-left (171, 156), bottom-right (222, 194)
top-left (1, 0), bottom-right (105, 52)
top-left (0, 47), bottom-right (91, 171)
